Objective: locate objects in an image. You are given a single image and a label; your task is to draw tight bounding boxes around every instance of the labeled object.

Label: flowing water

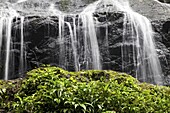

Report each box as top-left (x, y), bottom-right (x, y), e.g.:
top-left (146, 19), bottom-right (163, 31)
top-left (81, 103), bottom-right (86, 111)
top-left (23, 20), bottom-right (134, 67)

top-left (79, 0), bottom-right (102, 70)
top-left (103, 0), bottom-right (163, 84)
top-left (0, 0), bottom-right (164, 85)
top-left (0, 7), bottom-right (21, 80)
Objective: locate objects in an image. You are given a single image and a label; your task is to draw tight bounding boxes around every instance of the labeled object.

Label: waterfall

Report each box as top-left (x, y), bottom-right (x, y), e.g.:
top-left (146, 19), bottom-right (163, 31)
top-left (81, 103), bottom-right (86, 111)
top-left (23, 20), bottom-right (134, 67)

top-left (0, 0), bottom-right (164, 85)
top-left (122, 12), bottom-right (163, 85)
top-left (0, 7), bottom-right (25, 80)
top-left (49, 4), bottom-right (79, 70)
top-left (4, 17), bottom-right (13, 80)
top-left (100, 0), bottom-right (163, 85)
top-left (49, 2), bottom-right (102, 71)
top-left (19, 16), bottom-right (25, 77)
top-left (79, 0), bottom-right (102, 70)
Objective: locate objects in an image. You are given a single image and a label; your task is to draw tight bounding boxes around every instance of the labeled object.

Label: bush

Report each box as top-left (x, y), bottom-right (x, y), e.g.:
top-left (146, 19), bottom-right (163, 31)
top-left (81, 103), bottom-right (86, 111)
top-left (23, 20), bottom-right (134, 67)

top-left (0, 79), bottom-right (22, 112)
top-left (1, 66), bottom-right (170, 113)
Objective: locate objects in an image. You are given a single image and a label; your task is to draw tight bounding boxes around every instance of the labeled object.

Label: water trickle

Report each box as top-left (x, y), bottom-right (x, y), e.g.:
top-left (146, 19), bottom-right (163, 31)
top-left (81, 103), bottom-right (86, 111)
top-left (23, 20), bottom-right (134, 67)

top-left (48, 2), bottom-right (102, 70)
top-left (19, 16), bottom-right (25, 77)
top-left (0, 17), bottom-right (4, 56)
top-left (4, 17), bottom-right (13, 80)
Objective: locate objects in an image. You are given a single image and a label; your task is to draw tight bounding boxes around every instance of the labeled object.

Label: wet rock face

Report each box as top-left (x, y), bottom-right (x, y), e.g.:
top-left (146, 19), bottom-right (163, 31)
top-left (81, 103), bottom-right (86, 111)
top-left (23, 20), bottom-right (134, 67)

top-left (96, 13), bottom-right (124, 72)
top-left (9, 13), bottom-right (170, 84)
top-left (23, 16), bottom-right (77, 71)
top-left (152, 19), bottom-right (170, 85)
top-left (6, 13), bottom-right (124, 79)
top-left (23, 13), bottom-right (125, 73)
top-left (97, 13), bottom-right (170, 85)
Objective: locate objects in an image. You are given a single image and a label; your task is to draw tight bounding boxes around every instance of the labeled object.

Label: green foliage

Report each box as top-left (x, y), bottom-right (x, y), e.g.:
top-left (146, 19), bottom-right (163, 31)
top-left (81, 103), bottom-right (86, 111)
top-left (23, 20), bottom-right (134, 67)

top-left (0, 79), bottom-right (22, 111)
top-left (0, 66), bottom-right (170, 113)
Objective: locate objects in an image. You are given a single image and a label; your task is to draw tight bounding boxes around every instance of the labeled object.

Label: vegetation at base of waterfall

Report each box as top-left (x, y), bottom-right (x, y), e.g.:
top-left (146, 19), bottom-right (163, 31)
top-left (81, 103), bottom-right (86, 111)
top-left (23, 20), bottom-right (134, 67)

top-left (0, 66), bottom-right (170, 113)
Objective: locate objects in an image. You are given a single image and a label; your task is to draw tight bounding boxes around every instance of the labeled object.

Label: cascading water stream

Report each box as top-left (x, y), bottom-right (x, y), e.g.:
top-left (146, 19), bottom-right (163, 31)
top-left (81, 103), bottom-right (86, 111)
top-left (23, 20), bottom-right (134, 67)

top-left (0, 6), bottom-right (25, 80)
top-left (50, 4), bottom-right (71, 70)
top-left (65, 21), bottom-right (79, 71)
top-left (49, 2), bottom-right (102, 71)
top-left (79, 0), bottom-right (102, 70)
top-left (49, 4), bottom-right (79, 71)
top-left (100, 0), bottom-right (163, 85)
top-left (19, 16), bottom-right (25, 77)
top-left (4, 17), bottom-right (13, 80)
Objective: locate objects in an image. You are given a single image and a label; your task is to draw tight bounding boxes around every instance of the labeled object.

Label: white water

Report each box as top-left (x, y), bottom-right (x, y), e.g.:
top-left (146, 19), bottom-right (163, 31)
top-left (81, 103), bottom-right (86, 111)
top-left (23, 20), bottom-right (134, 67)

top-left (4, 18), bottom-right (12, 80)
top-left (19, 16), bottom-right (25, 76)
top-left (49, 2), bottom-right (102, 70)
top-left (79, 0), bottom-right (102, 70)
top-left (17, 0), bottom-right (28, 4)
top-left (0, 0), bottom-right (164, 85)
top-left (49, 4), bottom-right (79, 70)
top-left (0, 6), bottom-right (25, 80)
top-left (49, 4), bottom-right (68, 69)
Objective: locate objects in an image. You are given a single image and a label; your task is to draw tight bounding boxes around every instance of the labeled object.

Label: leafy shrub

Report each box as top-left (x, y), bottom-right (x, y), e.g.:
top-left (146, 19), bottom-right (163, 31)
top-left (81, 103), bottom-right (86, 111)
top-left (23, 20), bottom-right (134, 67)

top-left (0, 66), bottom-right (170, 113)
top-left (0, 79), bottom-right (22, 111)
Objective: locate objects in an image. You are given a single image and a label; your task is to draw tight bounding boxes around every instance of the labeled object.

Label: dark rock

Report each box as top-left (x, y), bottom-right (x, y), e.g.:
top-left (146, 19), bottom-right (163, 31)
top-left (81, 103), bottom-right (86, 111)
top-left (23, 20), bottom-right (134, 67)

top-left (152, 19), bottom-right (170, 85)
